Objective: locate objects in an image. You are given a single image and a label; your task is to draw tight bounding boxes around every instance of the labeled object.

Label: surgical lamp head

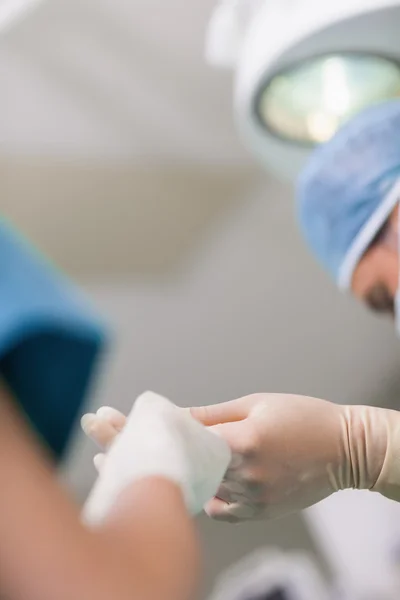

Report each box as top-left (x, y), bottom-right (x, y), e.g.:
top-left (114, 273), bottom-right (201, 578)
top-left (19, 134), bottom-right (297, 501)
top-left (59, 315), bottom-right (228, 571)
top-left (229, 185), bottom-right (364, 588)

top-left (206, 0), bottom-right (400, 180)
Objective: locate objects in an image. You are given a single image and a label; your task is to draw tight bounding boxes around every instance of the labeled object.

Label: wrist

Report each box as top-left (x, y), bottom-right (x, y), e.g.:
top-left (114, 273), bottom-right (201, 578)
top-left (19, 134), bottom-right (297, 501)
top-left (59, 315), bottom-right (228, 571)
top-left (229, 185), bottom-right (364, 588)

top-left (83, 465), bottom-right (186, 527)
top-left (340, 404), bottom-right (389, 492)
top-left (107, 476), bottom-right (186, 521)
top-left (367, 406), bottom-right (400, 502)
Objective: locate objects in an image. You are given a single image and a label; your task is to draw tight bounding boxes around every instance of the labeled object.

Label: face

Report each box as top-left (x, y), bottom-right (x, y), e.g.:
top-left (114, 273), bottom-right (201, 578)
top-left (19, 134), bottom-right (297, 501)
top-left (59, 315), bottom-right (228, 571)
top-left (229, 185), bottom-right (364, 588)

top-left (351, 206), bottom-right (399, 317)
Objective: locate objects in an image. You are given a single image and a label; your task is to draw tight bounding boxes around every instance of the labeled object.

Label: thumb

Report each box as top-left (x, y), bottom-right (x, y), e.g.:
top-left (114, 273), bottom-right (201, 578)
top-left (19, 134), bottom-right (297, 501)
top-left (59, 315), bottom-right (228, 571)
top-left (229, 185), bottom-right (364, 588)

top-left (93, 453), bottom-right (106, 472)
top-left (208, 420), bottom-right (252, 459)
top-left (190, 397), bottom-right (252, 427)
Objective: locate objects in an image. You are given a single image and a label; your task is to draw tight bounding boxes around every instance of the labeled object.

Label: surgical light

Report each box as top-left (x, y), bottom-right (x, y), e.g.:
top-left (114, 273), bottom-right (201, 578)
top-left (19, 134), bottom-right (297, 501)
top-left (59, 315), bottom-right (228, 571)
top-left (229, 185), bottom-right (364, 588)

top-left (205, 0), bottom-right (400, 179)
top-left (257, 54), bottom-right (400, 145)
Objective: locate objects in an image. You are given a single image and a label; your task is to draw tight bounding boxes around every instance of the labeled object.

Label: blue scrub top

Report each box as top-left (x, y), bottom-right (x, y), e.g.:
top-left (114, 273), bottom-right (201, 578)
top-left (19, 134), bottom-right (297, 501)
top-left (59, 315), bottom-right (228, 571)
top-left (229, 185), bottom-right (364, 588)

top-left (0, 220), bottom-right (107, 460)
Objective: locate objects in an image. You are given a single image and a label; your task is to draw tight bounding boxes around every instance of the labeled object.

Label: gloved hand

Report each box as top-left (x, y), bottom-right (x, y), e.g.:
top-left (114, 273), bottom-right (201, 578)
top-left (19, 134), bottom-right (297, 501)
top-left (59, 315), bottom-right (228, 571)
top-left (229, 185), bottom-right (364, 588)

top-left (190, 394), bottom-right (399, 521)
top-left (83, 394), bottom-right (400, 522)
top-left (81, 392), bottom-right (231, 526)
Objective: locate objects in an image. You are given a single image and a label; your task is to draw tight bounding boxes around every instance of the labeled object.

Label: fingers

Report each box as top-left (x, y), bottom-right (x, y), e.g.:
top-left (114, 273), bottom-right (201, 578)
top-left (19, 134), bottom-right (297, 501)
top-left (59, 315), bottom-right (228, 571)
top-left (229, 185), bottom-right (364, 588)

top-left (190, 397), bottom-right (255, 427)
top-left (204, 497), bottom-right (239, 522)
top-left (95, 407), bottom-right (126, 431)
top-left (209, 420), bottom-right (256, 461)
top-left (81, 413), bottom-right (96, 436)
top-left (93, 453), bottom-right (106, 472)
top-left (81, 409), bottom-right (123, 450)
top-left (204, 498), bottom-right (257, 523)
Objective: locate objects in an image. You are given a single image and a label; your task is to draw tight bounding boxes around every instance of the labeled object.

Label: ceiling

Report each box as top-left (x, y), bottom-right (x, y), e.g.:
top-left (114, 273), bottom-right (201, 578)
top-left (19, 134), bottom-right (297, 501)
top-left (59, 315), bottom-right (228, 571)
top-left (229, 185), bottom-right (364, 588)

top-left (2, 159), bottom-right (262, 277)
top-left (0, 0), bottom-right (252, 164)
top-left (0, 0), bottom-right (262, 276)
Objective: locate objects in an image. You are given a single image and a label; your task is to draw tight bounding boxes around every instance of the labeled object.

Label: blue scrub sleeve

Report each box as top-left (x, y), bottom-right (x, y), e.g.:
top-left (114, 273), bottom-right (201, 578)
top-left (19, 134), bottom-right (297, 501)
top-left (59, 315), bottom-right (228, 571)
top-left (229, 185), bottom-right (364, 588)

top-left (0, 220), bottom-right (107, 460)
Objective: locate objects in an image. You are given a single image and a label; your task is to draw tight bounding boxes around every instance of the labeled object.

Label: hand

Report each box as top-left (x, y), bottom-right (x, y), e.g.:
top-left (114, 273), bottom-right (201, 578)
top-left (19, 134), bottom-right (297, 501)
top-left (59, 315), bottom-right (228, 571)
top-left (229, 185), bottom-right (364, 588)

top-left (82, 392), bottom-right (231, 525)
top-left (82, 393), bottom-right (400, 523)
top-left (190, 394), bottom-right (390, 522)
top-left (81, 406), bottom-right (126, 471)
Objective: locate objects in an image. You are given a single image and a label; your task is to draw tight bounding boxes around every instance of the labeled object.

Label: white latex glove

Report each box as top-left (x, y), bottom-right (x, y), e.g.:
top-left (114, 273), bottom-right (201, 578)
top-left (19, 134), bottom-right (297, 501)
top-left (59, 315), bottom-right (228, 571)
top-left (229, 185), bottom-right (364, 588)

top-left (83, 394), bottom-right (400, 522)
top-left (191, 394), bottom-right (398, 521)
top-left (82, 392), bottom-right (231, 526)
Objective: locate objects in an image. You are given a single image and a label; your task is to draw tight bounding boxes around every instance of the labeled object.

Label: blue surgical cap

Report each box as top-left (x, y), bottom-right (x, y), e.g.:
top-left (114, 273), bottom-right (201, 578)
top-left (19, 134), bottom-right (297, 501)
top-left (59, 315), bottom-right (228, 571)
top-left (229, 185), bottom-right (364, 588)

top-left (297, 100), bottom-right (400, 290)
top-left (0, 219), bottom-right (107, 460)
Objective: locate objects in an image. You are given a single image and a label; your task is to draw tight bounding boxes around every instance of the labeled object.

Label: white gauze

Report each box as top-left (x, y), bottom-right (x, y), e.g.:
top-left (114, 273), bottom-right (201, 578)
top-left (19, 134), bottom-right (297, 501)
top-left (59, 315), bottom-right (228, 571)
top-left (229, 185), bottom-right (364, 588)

top-left (82, 391), bottom-right (231, 526)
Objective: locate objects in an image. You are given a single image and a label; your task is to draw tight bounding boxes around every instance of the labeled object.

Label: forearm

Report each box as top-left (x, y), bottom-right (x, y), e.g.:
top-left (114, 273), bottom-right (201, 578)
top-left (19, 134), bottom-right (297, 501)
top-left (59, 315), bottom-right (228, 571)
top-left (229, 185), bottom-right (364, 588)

top-left (101, 478), bottom-right (200, 600)
top-left (0, 390), bottom-right (199, 600)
